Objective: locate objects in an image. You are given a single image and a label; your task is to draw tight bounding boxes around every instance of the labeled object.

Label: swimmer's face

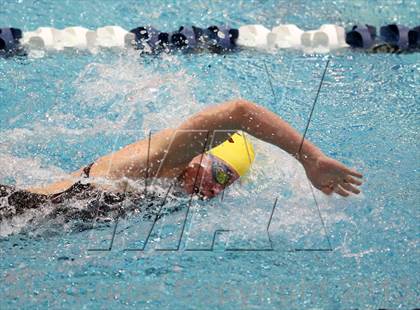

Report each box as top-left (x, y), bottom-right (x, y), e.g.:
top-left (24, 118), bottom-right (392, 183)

top-left (182, 154), bottom-right (239, 199)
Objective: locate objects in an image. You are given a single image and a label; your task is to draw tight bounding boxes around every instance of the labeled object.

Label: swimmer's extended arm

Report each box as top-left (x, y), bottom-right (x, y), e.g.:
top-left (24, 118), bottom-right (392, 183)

top-left (160, 98), bottom-right (363, 196)
top-left (86, 98), bottom-right (314, 180)
top-left (165, 98), bottom-right (324, 164)
top-left (32, 99), bottom-right (361, 196)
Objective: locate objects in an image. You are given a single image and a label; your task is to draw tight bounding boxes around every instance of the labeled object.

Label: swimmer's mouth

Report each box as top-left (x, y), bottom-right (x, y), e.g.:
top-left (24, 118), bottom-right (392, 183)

top-left (194, 192), bottom-right (207, 200)
top-left (192, 187), bottom-right (210, 200)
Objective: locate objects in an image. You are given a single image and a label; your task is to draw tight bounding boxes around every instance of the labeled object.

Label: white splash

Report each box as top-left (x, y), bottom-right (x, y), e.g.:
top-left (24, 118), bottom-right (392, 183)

top-left (183, 138), bottom-right (351, 250)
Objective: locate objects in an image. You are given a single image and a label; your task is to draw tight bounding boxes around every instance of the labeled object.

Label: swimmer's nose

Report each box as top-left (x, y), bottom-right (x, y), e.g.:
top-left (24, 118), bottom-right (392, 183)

top-left (206, 184), bottom-right (224, 198)
top-left (208, 189), bottom-right (217, 197)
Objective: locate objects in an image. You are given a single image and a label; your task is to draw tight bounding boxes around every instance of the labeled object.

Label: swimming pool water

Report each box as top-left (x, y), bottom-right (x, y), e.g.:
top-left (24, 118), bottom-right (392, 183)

top-left (0, 0), bottom-right (419, 309)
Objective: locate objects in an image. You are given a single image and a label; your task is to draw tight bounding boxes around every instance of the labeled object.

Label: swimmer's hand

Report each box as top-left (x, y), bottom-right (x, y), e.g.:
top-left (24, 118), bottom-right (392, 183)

top-left (302, 155), bottom-right (363, 197)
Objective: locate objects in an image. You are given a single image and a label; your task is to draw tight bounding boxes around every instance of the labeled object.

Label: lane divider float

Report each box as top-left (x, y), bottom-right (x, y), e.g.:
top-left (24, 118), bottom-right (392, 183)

top-left (1, 23), bottom-right (419, 57)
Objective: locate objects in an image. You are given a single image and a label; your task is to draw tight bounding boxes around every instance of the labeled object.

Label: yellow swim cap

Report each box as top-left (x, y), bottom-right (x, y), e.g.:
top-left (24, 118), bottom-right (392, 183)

top-left (208, 132), bottom-right (255, 177)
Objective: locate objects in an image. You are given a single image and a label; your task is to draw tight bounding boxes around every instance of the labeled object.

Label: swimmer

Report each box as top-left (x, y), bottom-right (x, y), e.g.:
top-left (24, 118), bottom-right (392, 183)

top-left (1, 99), bottom-right (363, 219)
top-left (27, 99), bottom-right (362, 198)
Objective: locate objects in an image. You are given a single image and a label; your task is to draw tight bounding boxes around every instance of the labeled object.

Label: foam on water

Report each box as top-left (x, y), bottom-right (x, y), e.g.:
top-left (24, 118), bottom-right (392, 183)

top-left (0, 52), bottom-right (201, 235)
top-left (0, 50), bottom-right (354, 243)
top-left (0, 153), bottom-right (67, 187)
top-left (180, 138), bottom-right (354, 251)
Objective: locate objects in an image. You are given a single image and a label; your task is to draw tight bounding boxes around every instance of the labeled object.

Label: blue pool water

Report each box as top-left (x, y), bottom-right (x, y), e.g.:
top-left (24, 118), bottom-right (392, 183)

top-left (0, 0), bottom-right (419, 309)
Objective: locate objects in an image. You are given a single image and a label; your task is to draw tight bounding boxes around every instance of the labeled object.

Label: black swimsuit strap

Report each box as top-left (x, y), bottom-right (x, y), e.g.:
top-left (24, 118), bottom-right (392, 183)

top-left (82, 162), bottom-right (95, 178)
top-left (48, 162), bottom-right (95, 204)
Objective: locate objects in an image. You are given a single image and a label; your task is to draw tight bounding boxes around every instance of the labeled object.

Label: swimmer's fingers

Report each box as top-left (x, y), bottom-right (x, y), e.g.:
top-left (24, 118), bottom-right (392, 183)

top-left (343, 167), bottom-right (363, 179)
top-left (345, 176), bottom-right (362, 186)
top-left (334, 185), bottom-right (350, 197)
top-left (341, 182), bottom-right (360, 195)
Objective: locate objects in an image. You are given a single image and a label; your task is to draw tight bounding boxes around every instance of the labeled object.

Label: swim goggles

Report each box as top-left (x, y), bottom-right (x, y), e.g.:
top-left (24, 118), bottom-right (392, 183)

top-left (210, 156), bottom-right (234, 186)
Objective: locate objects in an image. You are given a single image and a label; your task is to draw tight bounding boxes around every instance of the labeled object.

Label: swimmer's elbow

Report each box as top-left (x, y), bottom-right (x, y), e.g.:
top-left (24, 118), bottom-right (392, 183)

top-left (230, 98), bottom-right (257, 123)
top-left (232, 98), bottom-right (255, 111)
